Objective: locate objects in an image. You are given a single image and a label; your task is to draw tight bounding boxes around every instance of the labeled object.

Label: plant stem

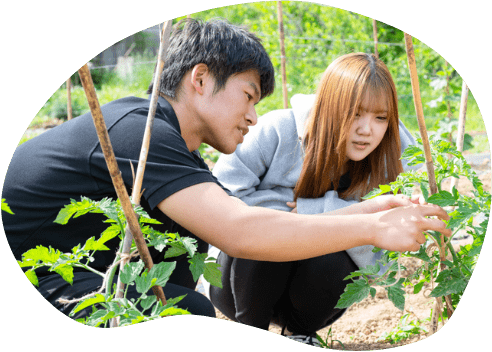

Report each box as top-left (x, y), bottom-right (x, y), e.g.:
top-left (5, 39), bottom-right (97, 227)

top-left (277, 1), bottom-right (288, 109)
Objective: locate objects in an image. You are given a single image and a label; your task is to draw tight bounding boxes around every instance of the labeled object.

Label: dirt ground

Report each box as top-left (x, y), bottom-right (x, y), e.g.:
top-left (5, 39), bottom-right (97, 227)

top-left (209, 165), bottom-right (491, 350)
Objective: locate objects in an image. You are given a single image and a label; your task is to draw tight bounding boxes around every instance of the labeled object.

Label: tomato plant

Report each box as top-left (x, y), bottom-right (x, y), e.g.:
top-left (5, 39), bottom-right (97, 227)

top-left (336, 136), bottom-right (490, 323)
top-left (13, 197), bottom-right (222, 327)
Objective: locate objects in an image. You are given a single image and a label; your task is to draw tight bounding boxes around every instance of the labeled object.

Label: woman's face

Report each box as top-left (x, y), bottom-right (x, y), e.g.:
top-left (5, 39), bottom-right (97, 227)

top-left (345, 95), bottom-right (389, 162)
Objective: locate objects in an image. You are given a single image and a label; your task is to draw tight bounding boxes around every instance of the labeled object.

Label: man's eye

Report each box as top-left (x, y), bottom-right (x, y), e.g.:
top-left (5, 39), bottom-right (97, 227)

top-left (246, 93), bottom-right (252, 100)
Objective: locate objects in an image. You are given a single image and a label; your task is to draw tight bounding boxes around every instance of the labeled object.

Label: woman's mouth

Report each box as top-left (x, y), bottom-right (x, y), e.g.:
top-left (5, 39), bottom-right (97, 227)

top-left (352, 141), bottom-right (369, 150)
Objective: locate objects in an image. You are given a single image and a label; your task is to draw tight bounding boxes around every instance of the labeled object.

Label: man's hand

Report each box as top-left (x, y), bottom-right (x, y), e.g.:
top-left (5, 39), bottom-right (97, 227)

top-left (362, 194), bottom-right (428, 213)
top-left (370, 203), bottom-right (451, 252)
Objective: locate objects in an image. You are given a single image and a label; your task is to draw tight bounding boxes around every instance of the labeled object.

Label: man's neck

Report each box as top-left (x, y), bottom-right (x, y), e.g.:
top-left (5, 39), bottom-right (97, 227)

top-left (159, 94), bottom-right (203, 152)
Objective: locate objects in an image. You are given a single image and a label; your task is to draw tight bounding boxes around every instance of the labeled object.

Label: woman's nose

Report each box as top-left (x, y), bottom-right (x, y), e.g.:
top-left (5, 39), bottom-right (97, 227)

top-left (356, 116), bottom-right (371, 135)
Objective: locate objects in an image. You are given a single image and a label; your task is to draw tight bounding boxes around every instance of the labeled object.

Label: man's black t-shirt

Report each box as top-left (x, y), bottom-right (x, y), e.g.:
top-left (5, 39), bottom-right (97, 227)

top-left (2, 96), bottom-right (227, 273)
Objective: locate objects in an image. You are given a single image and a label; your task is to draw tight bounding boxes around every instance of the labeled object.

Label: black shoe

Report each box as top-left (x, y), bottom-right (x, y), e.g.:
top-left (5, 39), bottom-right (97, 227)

top-left (281, 326), bottom-right (321, 347)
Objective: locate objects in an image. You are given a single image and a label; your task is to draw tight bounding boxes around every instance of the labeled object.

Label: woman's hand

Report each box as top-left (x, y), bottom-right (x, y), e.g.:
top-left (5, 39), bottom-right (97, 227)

top-left (286, 201), bottom-right (297, 213)
top-left (363, 194), bottom-right (427, 214)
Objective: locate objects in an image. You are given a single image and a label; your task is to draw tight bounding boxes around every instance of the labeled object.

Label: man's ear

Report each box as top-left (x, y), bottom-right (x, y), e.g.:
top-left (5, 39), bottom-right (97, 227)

top-left (190, 63), bottom-right (210, 95)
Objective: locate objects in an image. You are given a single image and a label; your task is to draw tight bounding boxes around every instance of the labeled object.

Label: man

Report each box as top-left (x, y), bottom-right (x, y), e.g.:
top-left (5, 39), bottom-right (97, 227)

top-left (1, 19), bottom-right (450, 325)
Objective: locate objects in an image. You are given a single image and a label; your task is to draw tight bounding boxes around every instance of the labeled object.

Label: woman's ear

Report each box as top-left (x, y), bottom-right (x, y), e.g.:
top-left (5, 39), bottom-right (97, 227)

top-left (190, 63), bottom-right (210, 95)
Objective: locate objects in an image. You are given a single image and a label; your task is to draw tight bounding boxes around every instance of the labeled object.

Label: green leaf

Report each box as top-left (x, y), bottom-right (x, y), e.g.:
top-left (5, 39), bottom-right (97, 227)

top-left (188, 253), bottom-right (208, 282)
top-left (427, 191), bottom-right (457, 207)
top-left (54, 197), bottom-right (96, 225)
top-left (120, 261), bottom-right (145, 285)
top-left (53, 264), bottom-right (74, 284)
top-left (22, 246), bottom-right (61, 264)
top-left (25, 269), bottom-right (39, 286)
top-left (148, 261), bottom-right (176, 288)
top-left (1, 199), bottom-right (14, 214)
top-left (430, 279), bottom-right (467, 297)
top-left (71, 294), bottom-right (107, 315)
top-left (159, 307), bottom-right (191, 317)
top-left (140, 295), bottom-right (157, 311)
top-left (203, 261), bottom-right (223, 289)
top-left (83, 237), bottom-right (110, 251)
top-left (386, 284), bottom-right (405, 311)
top-left (360, 263), bottom-right (380, 276)
top-left (135, 272), bottom-right (153, 294)
top-left (164, 245), bottom-right (187, 259)
top-left (181, 237), bottom-right (198, 258)
top-left (335, 280), bottom-right (371, 309)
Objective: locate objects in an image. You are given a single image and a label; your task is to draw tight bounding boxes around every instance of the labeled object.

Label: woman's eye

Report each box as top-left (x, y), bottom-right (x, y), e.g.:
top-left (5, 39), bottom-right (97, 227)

top-left (377, 116), bottom-right (388, 121)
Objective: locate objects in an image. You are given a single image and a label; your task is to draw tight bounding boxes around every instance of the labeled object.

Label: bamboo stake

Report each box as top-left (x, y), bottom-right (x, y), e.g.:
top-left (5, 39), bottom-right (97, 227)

top-left (404, 33), bottom-right (438, 194)
top-left (404, 33), bottom-right (454, 330)
top-left (372, 19), bottom-right (379, 59)
top-left (114, 19), bottom-right (173, 305)
top-left (78, 63), bottom-right (167, 309)
top-left (277, 1), bottom-right (288, 109)
top-left (450, 81), bottom-right (469, 191)
top-left (66, 78), bottom-right (73, 120)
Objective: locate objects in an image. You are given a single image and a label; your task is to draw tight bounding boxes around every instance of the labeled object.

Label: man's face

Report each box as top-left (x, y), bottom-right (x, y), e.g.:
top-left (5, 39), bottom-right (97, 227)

top-left (199, 70), bottom-right (261, 154)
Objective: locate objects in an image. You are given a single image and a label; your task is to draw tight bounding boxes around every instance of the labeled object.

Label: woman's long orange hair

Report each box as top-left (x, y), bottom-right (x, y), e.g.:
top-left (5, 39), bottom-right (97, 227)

top-left (294, 53), bottom-right (403, 201)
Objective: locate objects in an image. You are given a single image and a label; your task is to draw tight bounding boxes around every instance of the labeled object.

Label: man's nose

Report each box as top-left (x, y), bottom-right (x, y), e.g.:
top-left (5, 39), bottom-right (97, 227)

top-left (246, 106), bottom-right (258, 126)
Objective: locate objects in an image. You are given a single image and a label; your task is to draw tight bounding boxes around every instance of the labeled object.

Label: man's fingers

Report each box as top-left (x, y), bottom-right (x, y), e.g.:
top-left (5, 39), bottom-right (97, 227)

top-left (423, 217), bottom-right (452, 237)
top-left (419, 204), bottom-right (450, 221)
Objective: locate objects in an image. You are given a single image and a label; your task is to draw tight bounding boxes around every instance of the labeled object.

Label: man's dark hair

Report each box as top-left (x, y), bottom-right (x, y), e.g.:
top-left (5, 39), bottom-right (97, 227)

top-left (147, 18), bottom-right (275, 101)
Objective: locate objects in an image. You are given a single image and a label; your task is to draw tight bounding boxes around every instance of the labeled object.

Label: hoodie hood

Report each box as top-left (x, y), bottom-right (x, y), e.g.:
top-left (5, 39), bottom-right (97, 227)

top-left (290, 94), bottom-right (316, 140)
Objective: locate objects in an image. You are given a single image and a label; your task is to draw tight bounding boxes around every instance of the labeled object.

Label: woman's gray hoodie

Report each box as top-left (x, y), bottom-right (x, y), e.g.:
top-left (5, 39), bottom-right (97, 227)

top-left (209, 94), bottom-right (416, 277)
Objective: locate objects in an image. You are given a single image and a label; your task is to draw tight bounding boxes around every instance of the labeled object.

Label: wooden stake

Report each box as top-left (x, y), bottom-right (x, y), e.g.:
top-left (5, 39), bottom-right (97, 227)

top-left (78, 63), bottom-right (167, 309)
top-left (372, 19), bottom-right (379, 59)
top-left (114, 20), bottom-right (173, 311)
top-left (404, 33), bottom-right (438, 194)
top-left (66, 78), bottom-right (73, 120)
top-left (404, 33), bottom-right (454, 326)
top-left (277, 1), bottom-right (288, 109)
top-left (450, 81), bottom-right (469, 191)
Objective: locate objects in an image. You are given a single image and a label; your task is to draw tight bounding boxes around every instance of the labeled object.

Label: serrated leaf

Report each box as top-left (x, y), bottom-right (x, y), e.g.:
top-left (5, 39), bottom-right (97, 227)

top-left (135, 271), bottom-right (152, 294)
top-left (159, 307), bottom-right (191, 317)
top-left (1, 199), bottom-right (14, 214)
top-left (53, 264), bottom-right (74, 284)
top-left (148, 261), bottom-right (176, 287)
top-left (71, 294), bottom-right (107, 315)
top-left (181, 237), bottom-right (198, 258)
top-left (430, 278), bottom-right (467, 297)
top-left (54, 198), bottom-right (96, 225)
top-left (120, 261), bottom-right (145, 285)
top-left (83, 237), bottom-right (110, 251)
top-left (25, 269), bottom-right (39, 286)
top-left (203, 261), bottom-right (223, 289)
top-left (428, 191), bottom-right (458, 207)
top-left (335, 280), bottom-right (371, 309)
top-left (386, 284), bottom-right (405, 311)
top-left (360, 263), bottom-right (380, 276)
top-left (140, 295), bottom-right (157, 311)
top-left (22, 246), bottom-right (61, 264)
top-left (188, 253), bottom-right (207, 282)
top-left (164, 245), bottom-right (187, 259)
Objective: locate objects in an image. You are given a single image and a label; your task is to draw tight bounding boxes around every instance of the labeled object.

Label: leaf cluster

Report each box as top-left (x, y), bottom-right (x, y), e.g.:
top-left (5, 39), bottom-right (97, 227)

top-left (336, 137), bottom-right (489, 315)
top-left (16, 196), bottom-right (223, 326)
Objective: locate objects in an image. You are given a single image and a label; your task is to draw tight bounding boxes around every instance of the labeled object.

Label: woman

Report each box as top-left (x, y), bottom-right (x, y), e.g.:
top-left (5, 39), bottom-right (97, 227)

top-left (207, 53), bottom-right (417, 345)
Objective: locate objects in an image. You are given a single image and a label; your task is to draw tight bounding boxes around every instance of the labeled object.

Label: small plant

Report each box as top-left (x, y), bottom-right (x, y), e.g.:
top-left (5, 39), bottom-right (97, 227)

top-left (16, 196), bottom-right (222, 327)
top-left (376, 313), bottom-right (429, 344)
top-left (316, 327), bottom-right (346, 349)
top-left (336, 136), bottom-right (490, 321)
top-left (1, 198), bottom-right (14, 214)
